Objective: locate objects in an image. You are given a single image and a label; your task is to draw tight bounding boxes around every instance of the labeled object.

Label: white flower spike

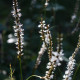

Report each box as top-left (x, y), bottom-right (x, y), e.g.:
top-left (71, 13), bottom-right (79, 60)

top-left (12, 0), bottom-right (24, 58)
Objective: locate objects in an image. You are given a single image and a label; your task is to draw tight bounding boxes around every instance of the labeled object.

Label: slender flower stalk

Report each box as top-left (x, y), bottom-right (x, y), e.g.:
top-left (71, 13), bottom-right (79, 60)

top-left (34, 18), bottom-right (47, 69)
top-left (71, 0), bottom-right (79, 23)
top-left (71, 0), bottom-right (80, 34)
top-left (38, 20), bottom-right (53, 60)
top-left (9, 64), bottom-right (14, 80)
top-left (71, 17), bottom-right (80, 34)
top-left (63, 56), bottom-right (76, 80)
top-left (11, 0), bottom-right (24, 80)
top-left (43, 24), bottom-right (54, 80)
top-left (63, 34), bottom-right (80, 80)
top-left (12, 0), bottom-right (24, 59)
top-left (57, 34), bottom-right (63, 53)
top-left (56, 33), bottom-right (64, 66)
top-left (45, 24), bottom-right (53, 59)
top-left (38, 18), bottom-right (47, 46)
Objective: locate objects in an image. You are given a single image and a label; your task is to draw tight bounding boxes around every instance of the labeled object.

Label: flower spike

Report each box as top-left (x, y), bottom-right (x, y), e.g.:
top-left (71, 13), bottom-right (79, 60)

top-left (12, 0), bottom-right (24, 59)
top-left (63, 34), bottom-right (80, 80)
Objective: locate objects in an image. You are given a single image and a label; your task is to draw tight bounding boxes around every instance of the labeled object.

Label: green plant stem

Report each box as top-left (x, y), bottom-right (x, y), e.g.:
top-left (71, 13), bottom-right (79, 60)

top-left (57, 67), bottom-right (62, 76)
top-left (19, 58), bottom-right (23, 80)
top-left (73, 63), bottom-right (80, 80)
top-left (26, 75), bottom-right (42, 80)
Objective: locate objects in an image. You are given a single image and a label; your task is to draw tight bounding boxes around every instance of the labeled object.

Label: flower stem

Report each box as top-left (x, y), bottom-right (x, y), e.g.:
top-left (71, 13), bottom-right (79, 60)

top-left (73, 63), bottom-right (80, 80)
top-left (26, 75), bottom-right (42, 80)
top-left (19, 58), bottom-right (23, 80)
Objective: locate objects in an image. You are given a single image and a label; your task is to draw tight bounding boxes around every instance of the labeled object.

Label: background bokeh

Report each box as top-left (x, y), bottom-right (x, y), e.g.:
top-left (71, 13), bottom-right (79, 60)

top-left (0, 0), bottom-right (80, 80)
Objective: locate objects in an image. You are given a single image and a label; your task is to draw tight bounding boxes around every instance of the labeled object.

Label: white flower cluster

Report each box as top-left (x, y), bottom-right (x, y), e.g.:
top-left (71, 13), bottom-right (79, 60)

top-left (12, 0), bottom-right (22, 18)
top-left (12, 0), bottom-right (24, 56)
top-left (45, 50), bottom-right (64, 80)
top-left (63, 56), bottom-right (76, 80)
top-left (38, 20), bottom-right (46, 41)
top-left (71, 14), bottom-right (76, 23)
top-left (38, 20), bottom-right (46, 28)
top-left (45, 0), bottom-right (49, 6)
top-left (45, 62), bottom-right (54, 80)
top-left (57, 37), bottom-right (63, 51)
top-left (38, 20), bottom-right (51, 45)
top-left (51, 50), bottom-right (64, 66)
top-left (45, 27), bottom-right (51, 44)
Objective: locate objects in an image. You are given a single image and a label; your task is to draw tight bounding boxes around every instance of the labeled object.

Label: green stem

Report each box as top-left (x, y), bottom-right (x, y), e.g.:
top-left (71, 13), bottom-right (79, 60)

top-left (43, 6), bottom-right (46, 20)
top-left (26, 75), bottom-right (42, 80)
top-left (19, 58), bottom-right (23, 80)
top-left (73, 63), bottom-right (80, 80)
top-left (57, 67), bottom-right (62, 76)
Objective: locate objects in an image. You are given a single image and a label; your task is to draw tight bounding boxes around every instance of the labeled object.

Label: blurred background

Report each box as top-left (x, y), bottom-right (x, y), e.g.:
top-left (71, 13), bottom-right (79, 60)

top-left (0, 0), bottom-right (80, 80)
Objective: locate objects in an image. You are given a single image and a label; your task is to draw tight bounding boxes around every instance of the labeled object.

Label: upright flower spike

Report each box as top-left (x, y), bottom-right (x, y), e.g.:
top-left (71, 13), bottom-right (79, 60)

top-left (57, 34), bottom-right (63, 53)
top-left (9, 64), bottom-right (14, 80)
top-left (56, 33), bottom-right (64, 66)
top-left (34, 18), bottom-right (47, 69)
top-left (38, 18), bottom-right (53, 61)
top-left (43, 25), bottom-right (55, 80)
top-left (43, 24), bottom-right (54, 80)
top-left (63, 34), bottom-right (80, 80)
top-left (45, 24), bottom-right (53, 59)
top-left (63, 56), bottom-right (76, 80)
top-left (12, 0), bottom-right (24, 59)
top-left (38, 18), bottom-right (46, 44)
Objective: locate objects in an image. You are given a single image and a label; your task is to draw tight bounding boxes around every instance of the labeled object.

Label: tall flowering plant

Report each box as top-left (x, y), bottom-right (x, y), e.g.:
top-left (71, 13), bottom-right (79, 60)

top-left (11, 0), bottom-right (24, 59)
top-left (11, 0), bottom-right (24, 80)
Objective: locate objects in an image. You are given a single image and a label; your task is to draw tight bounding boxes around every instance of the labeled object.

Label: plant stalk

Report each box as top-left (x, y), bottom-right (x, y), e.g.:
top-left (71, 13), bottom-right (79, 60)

top-left (19, 58), bottom-right (23, 80)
